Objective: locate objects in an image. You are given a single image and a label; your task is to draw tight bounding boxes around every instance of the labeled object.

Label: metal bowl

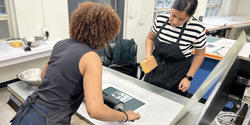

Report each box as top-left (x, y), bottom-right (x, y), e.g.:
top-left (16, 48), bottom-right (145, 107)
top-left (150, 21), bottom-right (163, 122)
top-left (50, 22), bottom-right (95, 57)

top-left (17, 68), bottom-right (42, 86)
top-left (23, 36), bottom-right (44, 47)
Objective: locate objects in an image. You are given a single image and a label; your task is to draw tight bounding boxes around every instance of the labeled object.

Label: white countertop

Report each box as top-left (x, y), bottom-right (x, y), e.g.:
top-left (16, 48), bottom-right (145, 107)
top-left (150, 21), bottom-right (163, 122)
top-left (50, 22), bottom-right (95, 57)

top-left (0, 40), bottom-right (57, 68)
top-left (203, 16), bottom-right (250, 32)
top-left (0, 37), bottom-right (249, 68)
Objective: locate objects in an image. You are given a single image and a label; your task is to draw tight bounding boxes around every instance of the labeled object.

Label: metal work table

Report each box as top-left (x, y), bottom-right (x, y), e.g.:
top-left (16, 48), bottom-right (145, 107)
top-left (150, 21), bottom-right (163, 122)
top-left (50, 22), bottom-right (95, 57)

top-left (8, 66), bottom-right (204, 125)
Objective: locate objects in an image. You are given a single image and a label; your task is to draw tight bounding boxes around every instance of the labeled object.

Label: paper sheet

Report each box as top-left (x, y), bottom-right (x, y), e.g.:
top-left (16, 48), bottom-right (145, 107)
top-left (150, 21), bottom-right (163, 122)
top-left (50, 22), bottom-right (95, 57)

top-left (206, 38), bottom-right (235, 56)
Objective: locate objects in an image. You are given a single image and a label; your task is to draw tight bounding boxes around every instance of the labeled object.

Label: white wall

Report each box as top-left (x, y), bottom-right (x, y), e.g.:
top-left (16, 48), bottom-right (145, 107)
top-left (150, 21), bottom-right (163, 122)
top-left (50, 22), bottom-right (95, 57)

top-left (234, 0), bottom-right (250, 16)
top-left (220, 0), bottom-right (250, 16)
top-left (220, 0), bottom-right (237, 16)
top-left (123, 0), bottom-right (155, 62)
top-left (13, 0), bottom-right (69, 40)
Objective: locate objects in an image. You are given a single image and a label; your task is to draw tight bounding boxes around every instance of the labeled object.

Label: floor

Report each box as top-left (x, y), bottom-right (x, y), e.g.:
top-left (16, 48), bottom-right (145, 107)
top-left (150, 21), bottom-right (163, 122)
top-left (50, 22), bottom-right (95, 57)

top-left (0, 87), bottom-right (90, 125)
top-left (0, 87), bottom-right (15, 125)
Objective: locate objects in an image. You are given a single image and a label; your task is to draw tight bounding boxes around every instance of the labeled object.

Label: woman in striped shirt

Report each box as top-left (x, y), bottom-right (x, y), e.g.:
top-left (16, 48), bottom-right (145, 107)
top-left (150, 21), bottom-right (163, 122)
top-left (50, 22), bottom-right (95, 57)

top-left (144, 0), bottom-right (206, 96)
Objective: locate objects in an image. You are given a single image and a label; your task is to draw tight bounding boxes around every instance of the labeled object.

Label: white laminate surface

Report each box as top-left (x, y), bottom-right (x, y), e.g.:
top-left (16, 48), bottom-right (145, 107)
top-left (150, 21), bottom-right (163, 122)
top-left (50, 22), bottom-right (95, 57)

top-left (0, 41), bottom-right (55, 68)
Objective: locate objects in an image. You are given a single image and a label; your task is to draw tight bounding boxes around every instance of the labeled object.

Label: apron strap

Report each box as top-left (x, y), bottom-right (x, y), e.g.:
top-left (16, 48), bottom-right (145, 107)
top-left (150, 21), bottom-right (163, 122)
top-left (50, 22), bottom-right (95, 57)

top-left (156, 19), bottom-right (169, 38)
top-left (11, 93), bottom-right (84, 125)
top-left (12, 93), bottom-right (38, 125)
top-left (176, 22), bottom-right (187, 44)
top-left (155, 18), bottom-right (187, 44)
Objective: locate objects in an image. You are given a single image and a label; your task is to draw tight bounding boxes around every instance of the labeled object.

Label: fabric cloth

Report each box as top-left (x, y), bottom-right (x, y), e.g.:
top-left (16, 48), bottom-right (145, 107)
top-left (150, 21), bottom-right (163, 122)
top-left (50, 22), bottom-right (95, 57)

top-left (11, 92), bottom-right (83, 125)
top-left (11, 96), bottom-right (51, 125)
top-left (112, 39), bottom-right (137, 64)
top-left (152, 13), bottom-right (206, 57)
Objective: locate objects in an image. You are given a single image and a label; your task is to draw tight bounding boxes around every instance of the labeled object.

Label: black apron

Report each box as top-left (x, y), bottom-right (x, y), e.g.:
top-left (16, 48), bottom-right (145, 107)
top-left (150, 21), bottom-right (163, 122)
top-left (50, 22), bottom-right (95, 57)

top-left (11, 92), bottom-right (83, 125)
top-left (144, 20), bottom-right (191, 96)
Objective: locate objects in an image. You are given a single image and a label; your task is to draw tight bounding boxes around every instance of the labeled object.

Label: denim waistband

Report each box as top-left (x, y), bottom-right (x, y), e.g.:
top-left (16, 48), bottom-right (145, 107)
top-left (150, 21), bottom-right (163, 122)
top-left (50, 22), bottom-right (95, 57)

top-left (31, 101), bottom-right (51, 116)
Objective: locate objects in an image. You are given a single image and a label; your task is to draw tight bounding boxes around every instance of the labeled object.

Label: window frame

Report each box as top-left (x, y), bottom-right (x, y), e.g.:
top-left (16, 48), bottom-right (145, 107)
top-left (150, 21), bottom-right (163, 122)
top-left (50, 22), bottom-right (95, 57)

top-left (0, 0), bottom-right (14, 40)
top-left (154, 0), bottom-right (174, 19)
top-left (205, 0), bottom-right (223, 17)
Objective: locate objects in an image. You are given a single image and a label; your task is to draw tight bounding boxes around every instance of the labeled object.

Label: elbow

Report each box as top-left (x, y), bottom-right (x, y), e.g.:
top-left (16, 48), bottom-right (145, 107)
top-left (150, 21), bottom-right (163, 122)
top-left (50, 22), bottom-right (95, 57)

top-left (86, 105), bottom-right (103, 119)
top-left (146, 37), bottom-right (154, 42)
top-left (88, 112), bottom-right (98, 119)
top-left (87, 108), bottom-right (99, 119)
top-left (196, 53), bottom-right (205, 57)
top-left (195, 48), bottom-right (206, 57)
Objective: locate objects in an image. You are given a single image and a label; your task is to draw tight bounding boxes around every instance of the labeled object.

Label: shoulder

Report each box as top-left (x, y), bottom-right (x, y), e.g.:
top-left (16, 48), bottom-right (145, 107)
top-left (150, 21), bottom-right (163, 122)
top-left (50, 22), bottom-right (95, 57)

top-left (80, 51), bottom-right (101, 65)
top-left (79, 51), bottom-right (102, 74)
top-left (156, 13), bottom-right (170, 22)
top-left (187, 17), bottom-right (206, 32)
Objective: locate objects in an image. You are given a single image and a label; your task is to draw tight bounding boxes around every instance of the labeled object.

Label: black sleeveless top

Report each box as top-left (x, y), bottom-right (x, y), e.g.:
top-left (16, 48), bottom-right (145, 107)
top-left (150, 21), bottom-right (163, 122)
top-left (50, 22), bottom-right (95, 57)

top-left (36, 38), bottom-right (93, 110)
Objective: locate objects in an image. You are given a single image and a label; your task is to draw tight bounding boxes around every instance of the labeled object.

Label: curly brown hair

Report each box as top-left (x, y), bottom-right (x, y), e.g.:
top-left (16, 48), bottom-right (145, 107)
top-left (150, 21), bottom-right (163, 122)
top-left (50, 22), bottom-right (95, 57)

top-left (69, 2), bottom-right (121, 49)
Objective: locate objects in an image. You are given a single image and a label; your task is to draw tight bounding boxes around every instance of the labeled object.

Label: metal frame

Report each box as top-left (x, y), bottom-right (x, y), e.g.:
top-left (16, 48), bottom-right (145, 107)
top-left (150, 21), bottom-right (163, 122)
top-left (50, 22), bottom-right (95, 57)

top-left (196, 57), bottom-right (250, 124)
top-left (205, 0), bottom-right (223, 17)
top-left (154, 0), bottom-right (173, 18)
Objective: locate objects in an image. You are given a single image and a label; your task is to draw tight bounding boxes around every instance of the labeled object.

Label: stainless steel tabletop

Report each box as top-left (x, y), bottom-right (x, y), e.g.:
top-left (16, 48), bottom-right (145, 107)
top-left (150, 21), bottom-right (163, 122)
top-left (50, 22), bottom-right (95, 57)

top-left (8, 66), bottom-right (204, 125)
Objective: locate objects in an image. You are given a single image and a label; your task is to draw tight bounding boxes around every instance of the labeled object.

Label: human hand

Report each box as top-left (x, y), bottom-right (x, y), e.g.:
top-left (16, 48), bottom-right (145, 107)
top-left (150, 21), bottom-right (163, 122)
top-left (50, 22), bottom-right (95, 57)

top-left (178, 78), bottom-right (191, 92)
top-left (126, 110), bottom-right (140, 122)
top-left (145, 55), bottom-right (152, 60)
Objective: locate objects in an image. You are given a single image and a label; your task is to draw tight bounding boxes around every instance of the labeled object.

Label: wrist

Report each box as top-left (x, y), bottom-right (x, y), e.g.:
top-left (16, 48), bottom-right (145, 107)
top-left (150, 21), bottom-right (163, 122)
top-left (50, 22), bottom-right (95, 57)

top-left (145, 55), bottom-right (151, 59)
top-left (120, 111), bottom-right (128, 122)
top-left (185, 75), bottom-right (193, 81)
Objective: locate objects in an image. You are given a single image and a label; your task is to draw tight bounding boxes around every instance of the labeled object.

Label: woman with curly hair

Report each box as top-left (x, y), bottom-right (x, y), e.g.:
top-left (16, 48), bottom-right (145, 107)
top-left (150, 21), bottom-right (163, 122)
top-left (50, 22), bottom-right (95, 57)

top-left (11, 2), bottom-right (140, 125)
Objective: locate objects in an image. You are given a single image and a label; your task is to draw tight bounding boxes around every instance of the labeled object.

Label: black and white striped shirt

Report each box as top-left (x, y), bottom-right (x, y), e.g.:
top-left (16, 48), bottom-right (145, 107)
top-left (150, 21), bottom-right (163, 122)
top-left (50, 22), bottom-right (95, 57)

top-left (152, 13), bottom-right (206, 57)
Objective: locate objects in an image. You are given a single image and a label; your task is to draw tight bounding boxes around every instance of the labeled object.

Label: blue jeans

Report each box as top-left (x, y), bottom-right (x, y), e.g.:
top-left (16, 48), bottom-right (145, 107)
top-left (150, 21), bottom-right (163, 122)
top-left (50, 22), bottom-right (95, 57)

top-left (11, 99), bottom-right (51, 125)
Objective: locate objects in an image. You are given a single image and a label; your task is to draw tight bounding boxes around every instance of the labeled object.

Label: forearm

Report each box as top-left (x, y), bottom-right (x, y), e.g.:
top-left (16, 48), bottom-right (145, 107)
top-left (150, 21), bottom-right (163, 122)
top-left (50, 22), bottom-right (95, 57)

top-left (178, 50), bottom-right (205, 92)
top-left (91, 104), bottom-right (127, 121)
top-left (145, 38), bottom-right (154, 58)
top-left (83, 53), bottom-right (128, 122)
top-left (145, 31), bottom-right (156, 58)
top-left (186, 49), bottom-right (205, 77)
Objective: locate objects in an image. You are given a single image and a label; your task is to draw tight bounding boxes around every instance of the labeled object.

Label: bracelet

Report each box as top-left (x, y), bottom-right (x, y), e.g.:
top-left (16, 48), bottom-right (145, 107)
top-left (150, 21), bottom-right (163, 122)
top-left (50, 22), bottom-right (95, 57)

top-left (120, 111), bottom-right (128, 122)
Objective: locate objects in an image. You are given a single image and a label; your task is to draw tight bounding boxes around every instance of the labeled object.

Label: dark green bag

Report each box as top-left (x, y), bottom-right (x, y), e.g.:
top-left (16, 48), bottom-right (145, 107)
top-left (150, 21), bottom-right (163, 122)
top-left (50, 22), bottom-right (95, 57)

top-left (112, 39), bottom-right (137, 64)
top-left (96, 39), bottom-right (144, 78)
